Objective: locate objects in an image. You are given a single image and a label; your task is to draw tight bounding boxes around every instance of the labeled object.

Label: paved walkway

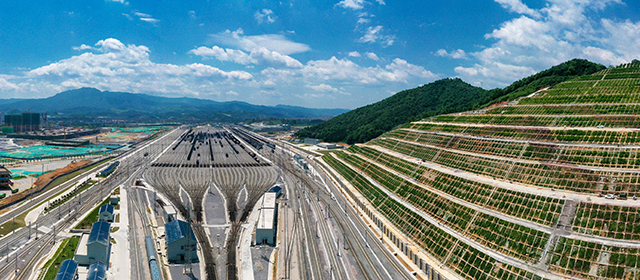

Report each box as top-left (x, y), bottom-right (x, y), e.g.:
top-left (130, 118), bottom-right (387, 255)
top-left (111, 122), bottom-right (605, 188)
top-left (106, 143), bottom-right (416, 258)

top-left (108, 186), bottom-right (130, 280)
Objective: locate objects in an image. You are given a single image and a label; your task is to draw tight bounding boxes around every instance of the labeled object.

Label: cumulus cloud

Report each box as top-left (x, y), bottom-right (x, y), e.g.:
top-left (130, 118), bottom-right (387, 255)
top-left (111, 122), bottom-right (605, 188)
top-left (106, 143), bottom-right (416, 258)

top-left (190, 45), bottom-right (303, 68)
top-left (306, 84), bottom-right (339, 93)
top-left (210, 29), bottom-right (310, 55)
top-left (447, 0), bottom-right (636, 88)
top-left (301, 57), bottom-right (439, 85)
top-left (254, 9), bottom-right (276, 24)
top-left (435, 49), bottom-right (467, 59)
top-left (365, 52), bottom-right (379, 61)
top-left (336, 0), bottom-right (365, 10)
top-left (358, 25), bottom-right (394, 46)
top-left (73, 44), bottom-right (94, 51)
top-left (348, 51), bottom-right (361, 57)
top-left (495, 0), bottom-right (540, 18)
top-left (22, 38), bottom-right (251, 97)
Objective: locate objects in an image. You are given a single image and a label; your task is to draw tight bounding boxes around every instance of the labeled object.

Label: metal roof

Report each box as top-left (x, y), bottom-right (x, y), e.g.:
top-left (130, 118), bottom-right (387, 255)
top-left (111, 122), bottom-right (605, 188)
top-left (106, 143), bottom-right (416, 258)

top-left (88, 221), bottom-right (110, 246)
top-left (261, 193), bottom-right (276, 209)
top-left (257, 208), bottom-right (275, 230)
top-left (99, 204), bottom-right (114, 215)
top-left (54, 259), bottom-right (78, 280)
top-left (165, 220), bottom-right (196, 244)
top-left (86, 261), bottom-right (107, 280)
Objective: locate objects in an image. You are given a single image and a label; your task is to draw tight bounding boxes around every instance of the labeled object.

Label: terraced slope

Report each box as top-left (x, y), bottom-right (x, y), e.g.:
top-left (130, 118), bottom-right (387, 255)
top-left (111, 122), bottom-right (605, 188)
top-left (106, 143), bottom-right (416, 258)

top-left (322, 61), bottom-right (640, 280)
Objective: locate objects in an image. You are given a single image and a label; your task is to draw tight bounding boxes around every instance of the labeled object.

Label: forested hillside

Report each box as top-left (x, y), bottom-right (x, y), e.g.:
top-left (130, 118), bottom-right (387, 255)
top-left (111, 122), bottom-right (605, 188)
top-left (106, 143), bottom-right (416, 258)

top-left (296, 59), bottom-right (606, 144)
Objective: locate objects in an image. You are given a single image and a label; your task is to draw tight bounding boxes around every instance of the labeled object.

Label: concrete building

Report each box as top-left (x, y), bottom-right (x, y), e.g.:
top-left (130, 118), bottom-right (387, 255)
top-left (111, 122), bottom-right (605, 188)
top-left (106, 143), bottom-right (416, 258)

top-left (75, 221), bottom-right (111, 266)
top-left (54, 259), bottom-right (78, 280)
top-left (4, 112), bottom-right (40, 133)
top-left (0, 166), bottom-right (12, 188)
top-left (304, 138), bottom-right (319, 145)
top-left (86, 261), bottom-right (107, 280)
top-left (98, 204), bottom-right (114, 223)
top-left (165, 220), bottom-right (198, 263)
top-left (163, 205), bottom-right (177, 223)
top-left (317, 143), bottom-right (343, 149)
top-left (109, 195), bottom-right (119, 205)
top-left (255, 192), bottom-right (278, 245)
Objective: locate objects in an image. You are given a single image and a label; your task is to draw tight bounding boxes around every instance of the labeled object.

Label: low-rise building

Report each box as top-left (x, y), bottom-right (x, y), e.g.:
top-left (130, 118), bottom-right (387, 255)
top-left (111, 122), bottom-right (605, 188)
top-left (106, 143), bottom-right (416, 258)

top-left (165, 220), bottom-right (198, 263)
top-left (54, 259), bottom-right (78, 280)
top-left (304, 138), bottom-right (319, 145)
top-left (109, 195), bottom-right (119, 205)
top-left (163, 205), bottom-right (177, 223)
top-left (0, 166), bottom-right (12, 188)
top-left (98, 204), bottom-right (114, 223)
top-left (74, 221), bottom-right (111, 266)
top-left (317, 143), bottom-right (343, 149)
top-left (86, 261), bottom-right (107, 280)
top-left (256, 208), bottom-right (276, 245)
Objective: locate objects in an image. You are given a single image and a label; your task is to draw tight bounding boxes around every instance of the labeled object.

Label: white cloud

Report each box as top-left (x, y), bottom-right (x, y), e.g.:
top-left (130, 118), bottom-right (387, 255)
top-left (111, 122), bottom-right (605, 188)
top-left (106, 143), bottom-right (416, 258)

top-left (365, 52), bottom-right (379, 61)
top-left (140, 18), bottom-right (159, 23)
top-left (254, 9), bottom-right (277, 24)
top-left (106, 0), bottom-right (127, 4)
top-left (134, 12), bottom-right (152, 17)
top-left (306, 84), bottom-right (339, 93)
top-left (190, 46), bottom-right (255, 65)
top-left (435, 49), bottom-right (468, 59)
top-left (210, 29), bottom-right (310, 55)
top-left (301, 57), bottom-right (439, 85)
top-left (357, 17), bottom-right (370, 25)
top-left (121, 13), bottom-right (133, 20)
top-left (336, 0), bottom-right (365, 10)
top-left (190, 45), bottom-right (303, 68)
top-left (358, 25), bottom-right (395, 46)
top-left (448, 0), bottom-right (635, 88)
top-left (23, 38), bottom-right (251, 97)
top-left (134, 12), bottom-right (159, 23)
top-left (73, 44), bottom-right (94, 51)
top-left (494, 0), bottom-right (540, 18)
top-left (189, 11), bottom-right (196, 19)
top-left (375, 0), bottom-right (385, 4)
top-left (0, 78), bottom-right (18, 91)
top-left (226, 90), bottom-right (239, 96)
top-left (359, 25), bottom-right (383, 43)
top-left (348, 51), bottom-right (361, 57)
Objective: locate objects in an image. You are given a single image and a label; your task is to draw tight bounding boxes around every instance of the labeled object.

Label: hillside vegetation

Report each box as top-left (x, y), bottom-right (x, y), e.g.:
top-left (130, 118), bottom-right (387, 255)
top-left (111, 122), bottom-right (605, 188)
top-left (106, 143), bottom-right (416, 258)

top-left (295, 59), bottom-right (605, 144)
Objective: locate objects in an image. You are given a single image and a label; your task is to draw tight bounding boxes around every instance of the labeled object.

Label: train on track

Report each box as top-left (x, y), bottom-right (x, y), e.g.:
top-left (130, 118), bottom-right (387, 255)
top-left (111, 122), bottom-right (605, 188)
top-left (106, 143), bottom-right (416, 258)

top-left (145, 235), bottom-right (162, 280)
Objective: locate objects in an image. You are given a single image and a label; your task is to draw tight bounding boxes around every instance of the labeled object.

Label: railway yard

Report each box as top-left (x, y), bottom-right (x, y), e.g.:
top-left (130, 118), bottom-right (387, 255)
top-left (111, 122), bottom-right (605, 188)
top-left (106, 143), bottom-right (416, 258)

top-left (0, 124), bottom-right (417, 280)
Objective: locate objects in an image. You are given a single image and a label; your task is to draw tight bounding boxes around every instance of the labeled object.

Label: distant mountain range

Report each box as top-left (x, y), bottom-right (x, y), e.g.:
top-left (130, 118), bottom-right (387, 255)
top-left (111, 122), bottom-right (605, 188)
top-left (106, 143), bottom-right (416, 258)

top-left (296, 59), bottom-right (607, 144)
top-left (0, 88), bottom-right (349, 123)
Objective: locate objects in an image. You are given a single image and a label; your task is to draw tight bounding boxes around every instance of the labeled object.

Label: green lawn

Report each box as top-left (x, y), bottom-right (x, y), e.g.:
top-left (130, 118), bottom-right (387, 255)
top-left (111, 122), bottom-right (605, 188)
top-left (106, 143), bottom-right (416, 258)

top-left (42, 236), bottom-right (80, 280)
top-left (74, 197), bottom-right (110, 229)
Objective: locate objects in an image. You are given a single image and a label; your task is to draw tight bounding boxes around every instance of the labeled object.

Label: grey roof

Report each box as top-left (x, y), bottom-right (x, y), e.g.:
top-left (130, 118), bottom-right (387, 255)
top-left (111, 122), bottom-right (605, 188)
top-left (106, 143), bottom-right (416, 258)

top-left (54, 259), bottom-right (78, 280)
top-left (86, 261), bottom-right (107, 280)
top-left (88, 221), bottom-right (110, 246)
top-left (99, 204), bottom-right (114, 215)
top-left (165, 220), bottom-right (196, 244)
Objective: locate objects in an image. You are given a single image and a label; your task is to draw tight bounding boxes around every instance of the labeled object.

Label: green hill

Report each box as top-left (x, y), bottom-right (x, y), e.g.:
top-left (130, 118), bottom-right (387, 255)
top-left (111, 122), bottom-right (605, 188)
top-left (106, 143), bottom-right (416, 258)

top-left (295, 59), bottom-right (605, 144)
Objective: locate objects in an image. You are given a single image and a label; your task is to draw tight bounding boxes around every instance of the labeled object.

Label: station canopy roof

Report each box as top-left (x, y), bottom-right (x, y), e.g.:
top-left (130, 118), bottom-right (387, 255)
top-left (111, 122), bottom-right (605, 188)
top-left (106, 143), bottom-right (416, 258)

top-left (88, 221), bottom-right (110, 246)
top-left (54, 259), bottom-right (78, 280)
top-left (166, 220), bottom-right (196, 243)
top-left (99, 204), bottom-right (114, 215)
top-left (87, 261), bottom-right (107, 280)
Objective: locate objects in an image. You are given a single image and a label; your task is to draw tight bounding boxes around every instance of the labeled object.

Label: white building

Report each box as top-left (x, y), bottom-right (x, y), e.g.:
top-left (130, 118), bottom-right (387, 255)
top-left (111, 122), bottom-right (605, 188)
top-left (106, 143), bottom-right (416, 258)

top-left (74, 221), bottom-right (111, 266)
top-left (163, 205), bottom-right (177, 223)
top-left (255, 192), bottom-right (277, 245)
top-left (165, 220), bottom-right (198, 263)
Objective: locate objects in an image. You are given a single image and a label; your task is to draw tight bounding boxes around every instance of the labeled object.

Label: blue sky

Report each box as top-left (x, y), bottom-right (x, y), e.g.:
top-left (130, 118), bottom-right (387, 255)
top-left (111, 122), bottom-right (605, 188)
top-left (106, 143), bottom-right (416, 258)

top-left (0, 0), bottom-right (639, 109)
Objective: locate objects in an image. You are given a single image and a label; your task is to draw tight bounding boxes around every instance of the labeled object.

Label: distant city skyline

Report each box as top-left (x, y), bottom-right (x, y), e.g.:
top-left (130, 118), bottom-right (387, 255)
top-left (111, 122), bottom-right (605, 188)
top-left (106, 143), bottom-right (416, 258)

top-left (0, 0), bottom-right (638, 109)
